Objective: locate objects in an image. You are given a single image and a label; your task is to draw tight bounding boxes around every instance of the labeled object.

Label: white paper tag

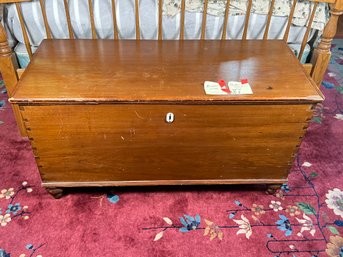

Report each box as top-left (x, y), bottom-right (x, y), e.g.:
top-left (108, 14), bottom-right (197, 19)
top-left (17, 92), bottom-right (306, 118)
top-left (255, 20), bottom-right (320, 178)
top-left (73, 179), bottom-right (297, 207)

top-left (204, 81), bottom-right (228, 95)
top-left (228, 81), bottom-right (253, 95)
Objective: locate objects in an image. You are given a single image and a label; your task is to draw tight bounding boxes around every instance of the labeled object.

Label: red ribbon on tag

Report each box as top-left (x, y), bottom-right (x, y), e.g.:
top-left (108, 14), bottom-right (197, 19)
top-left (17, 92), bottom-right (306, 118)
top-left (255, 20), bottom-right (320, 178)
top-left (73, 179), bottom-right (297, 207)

top-left (218, 80), bottom-right (231, 93)
top-left (241, 79), bottom-right (248, 84)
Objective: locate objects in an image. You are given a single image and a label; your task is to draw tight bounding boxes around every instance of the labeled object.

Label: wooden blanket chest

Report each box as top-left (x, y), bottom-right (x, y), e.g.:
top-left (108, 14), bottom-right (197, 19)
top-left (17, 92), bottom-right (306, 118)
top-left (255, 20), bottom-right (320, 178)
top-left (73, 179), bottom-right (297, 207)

top-left (10, 40), bottom-right (323, 198)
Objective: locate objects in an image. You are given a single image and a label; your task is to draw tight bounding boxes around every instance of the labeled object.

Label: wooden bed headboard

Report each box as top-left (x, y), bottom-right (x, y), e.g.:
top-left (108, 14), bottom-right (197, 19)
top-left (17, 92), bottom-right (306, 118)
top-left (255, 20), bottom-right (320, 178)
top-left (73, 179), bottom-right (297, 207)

top-left (0, 0), bottom-right (342, 135)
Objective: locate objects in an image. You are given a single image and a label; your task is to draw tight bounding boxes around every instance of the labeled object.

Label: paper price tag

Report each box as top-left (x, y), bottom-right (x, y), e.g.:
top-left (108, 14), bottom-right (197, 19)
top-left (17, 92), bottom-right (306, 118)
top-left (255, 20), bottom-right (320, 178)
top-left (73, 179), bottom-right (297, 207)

top-left (204, 81), bottom-right (228, 95)
top-left (204, 80), bottom-right (253, 95)
top-left (228, 81), bottom-right (253, 95)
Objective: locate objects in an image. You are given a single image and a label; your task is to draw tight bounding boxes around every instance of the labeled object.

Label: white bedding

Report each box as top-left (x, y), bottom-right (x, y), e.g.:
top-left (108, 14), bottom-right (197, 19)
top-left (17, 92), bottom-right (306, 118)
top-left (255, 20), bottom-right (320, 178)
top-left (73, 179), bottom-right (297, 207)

top-left (3, 0), bottom-right (320, 45)
top-left (164, 0), bottom-right (328, 31)
top-left (2, 0), bottom-right (320, 67)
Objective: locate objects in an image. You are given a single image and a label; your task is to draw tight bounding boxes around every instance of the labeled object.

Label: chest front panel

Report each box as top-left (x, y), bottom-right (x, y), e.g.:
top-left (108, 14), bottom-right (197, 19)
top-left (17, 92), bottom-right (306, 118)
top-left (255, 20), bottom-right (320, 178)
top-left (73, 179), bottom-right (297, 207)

top-left (20, 104), bottom-right (312, 184)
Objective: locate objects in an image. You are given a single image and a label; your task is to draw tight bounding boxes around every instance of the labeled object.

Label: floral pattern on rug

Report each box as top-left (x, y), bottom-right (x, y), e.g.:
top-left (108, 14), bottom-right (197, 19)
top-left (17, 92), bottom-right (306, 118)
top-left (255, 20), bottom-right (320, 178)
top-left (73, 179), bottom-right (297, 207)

top-left (143, 157), bottom-right (343, 256)
top-left (0, 182), bottom-right (33, 226)
top-left (0, 243), bottom-right (45, 257)
top-left (0, 182), bottom-right (45, 256)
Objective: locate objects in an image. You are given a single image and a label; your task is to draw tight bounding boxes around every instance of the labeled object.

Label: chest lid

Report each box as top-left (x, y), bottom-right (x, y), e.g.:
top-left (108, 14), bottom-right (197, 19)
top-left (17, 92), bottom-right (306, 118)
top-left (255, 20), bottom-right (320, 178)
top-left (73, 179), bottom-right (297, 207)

top-left (10, 40), bottom-right (323, 105)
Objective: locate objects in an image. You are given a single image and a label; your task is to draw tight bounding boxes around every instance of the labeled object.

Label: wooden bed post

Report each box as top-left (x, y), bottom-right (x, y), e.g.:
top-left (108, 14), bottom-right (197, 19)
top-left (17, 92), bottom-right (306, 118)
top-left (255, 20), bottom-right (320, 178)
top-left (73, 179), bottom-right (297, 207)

top-left (311, 0), bottom-right (343, 86)
top-left (0, 21), bottom-right (27, 136)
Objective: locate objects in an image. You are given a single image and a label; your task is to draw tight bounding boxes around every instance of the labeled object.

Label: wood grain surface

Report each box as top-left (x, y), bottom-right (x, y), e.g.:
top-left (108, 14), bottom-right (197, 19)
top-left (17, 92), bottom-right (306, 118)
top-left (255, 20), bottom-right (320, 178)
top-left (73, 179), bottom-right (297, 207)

top-left (21, 104), bottom-right (312, 184)
top-left (11, 40), bottom-right (323, 105)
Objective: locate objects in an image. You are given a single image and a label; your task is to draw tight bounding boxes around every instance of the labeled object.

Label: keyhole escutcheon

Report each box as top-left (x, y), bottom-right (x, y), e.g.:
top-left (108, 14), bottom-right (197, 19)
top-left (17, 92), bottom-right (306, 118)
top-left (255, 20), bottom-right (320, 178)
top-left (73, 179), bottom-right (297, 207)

top-left (166, 112), bottom-right (174, 123)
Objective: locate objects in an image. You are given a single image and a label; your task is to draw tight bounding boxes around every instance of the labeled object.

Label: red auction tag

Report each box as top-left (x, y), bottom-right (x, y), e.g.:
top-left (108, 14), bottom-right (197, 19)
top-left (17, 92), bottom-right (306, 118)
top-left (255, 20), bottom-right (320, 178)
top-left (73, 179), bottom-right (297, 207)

top-left (218, 80), bottom-right (231, 93)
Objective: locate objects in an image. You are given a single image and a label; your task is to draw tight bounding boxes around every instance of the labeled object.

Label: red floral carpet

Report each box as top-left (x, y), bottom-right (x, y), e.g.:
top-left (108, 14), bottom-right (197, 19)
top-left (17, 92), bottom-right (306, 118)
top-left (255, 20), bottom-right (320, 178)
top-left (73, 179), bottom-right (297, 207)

top-left (0, 40), bottom-right (343, 257)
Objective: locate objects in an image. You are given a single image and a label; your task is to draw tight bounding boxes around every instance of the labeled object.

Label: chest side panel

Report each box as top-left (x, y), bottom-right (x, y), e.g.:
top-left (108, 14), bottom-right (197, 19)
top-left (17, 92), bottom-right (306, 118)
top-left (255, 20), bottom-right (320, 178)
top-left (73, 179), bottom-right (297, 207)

top-left (21, 104), bottom-right (313, 184)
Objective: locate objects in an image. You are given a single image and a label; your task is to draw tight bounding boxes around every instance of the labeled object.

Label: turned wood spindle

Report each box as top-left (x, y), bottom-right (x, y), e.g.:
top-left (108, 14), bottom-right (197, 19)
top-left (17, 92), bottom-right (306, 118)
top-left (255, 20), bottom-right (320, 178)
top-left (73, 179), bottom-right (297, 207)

top-left (0, 23), bottom-right (27, 136)
top-left (311, 3), bottom-right (343, 86)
